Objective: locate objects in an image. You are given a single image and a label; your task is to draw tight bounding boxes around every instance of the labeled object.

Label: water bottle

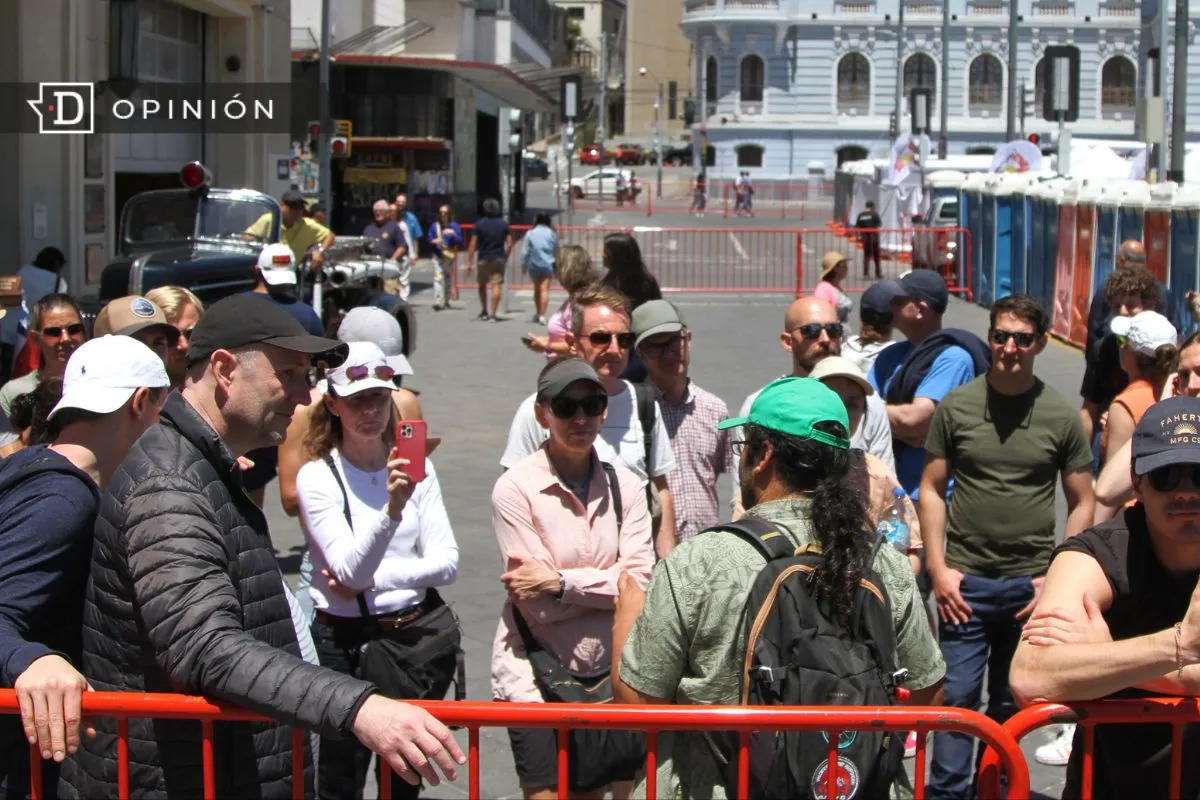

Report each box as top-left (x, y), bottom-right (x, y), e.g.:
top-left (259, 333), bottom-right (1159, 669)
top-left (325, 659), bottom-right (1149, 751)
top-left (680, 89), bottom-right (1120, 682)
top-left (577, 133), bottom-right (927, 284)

top-left (876, 487), bottom-right (911, 553)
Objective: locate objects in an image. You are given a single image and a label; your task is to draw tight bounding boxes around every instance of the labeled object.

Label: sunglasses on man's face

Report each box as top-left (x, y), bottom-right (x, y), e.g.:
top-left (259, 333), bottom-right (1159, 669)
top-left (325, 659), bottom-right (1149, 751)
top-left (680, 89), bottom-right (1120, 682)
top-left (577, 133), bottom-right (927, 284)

top-left (41, 323), bottom-right (85, 339)
top-left (344, 364), bottom-right (396, 382)
top-left (794, 323), bottom-right (843, 341)
top-left (989, 329), bottom-right (1039, 349)
top-left (587, 331), bottom-right (636, 350)
top-left (550, 394), bottom-right (608, 420)
top-left (1147, 464), bottom-right (1200, 493)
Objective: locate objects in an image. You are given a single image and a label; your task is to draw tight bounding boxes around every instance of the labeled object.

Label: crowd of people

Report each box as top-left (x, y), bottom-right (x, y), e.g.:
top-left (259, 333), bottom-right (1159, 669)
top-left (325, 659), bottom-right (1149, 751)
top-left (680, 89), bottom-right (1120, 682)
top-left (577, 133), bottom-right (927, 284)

top-left (2, 223), bottom-right (1200, 800)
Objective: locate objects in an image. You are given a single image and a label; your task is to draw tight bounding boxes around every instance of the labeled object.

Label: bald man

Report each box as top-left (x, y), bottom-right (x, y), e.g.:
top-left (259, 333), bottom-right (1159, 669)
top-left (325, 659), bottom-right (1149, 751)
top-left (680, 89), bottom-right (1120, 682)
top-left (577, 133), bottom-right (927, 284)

top-left (730, 296), bottom-right (896, 516)
top-left (1080, 239), bottom-right (1179, 474)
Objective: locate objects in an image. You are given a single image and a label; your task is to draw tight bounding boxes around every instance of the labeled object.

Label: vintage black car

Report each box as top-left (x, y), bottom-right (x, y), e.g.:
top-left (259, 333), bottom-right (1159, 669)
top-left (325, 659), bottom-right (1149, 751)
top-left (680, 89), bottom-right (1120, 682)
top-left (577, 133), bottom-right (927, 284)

top-left (80, 162), bottom-right (417, 356)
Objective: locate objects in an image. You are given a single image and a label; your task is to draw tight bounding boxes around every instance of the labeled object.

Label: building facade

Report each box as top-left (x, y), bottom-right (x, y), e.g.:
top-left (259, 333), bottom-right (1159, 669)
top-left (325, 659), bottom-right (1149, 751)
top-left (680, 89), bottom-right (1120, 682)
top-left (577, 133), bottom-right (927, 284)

top-left (624, 0), bottom-right (694, 140)
top-left (0, 0), bottom-right (294, 292)
top-left (682, 0), bottom-right (1189, 179)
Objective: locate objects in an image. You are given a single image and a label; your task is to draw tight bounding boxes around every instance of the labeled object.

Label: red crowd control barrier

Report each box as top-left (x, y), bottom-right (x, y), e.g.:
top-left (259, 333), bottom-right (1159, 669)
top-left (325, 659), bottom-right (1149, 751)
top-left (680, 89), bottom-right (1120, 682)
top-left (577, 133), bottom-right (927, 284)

top-left (1, 690), bottom-right (1030, 800)
top-left (722, 182), bottom-right (837, 220)
top-left (977, 697), bottom-right (1200, 800)
top-left (450, 224), bottom-right (973, 301)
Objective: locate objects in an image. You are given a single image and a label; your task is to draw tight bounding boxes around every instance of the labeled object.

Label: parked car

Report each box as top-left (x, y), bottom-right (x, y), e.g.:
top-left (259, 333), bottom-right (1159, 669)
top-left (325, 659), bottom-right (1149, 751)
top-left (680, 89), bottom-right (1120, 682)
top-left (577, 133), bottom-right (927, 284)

top-left (558, 168), bottom-right (634, 199)
top-left (79, 161), bottom-right (416, 355)
top-left (523, 155), bottom-right (550, 180)
top-left (579, 144), bottom-right (613, 165)
top-left (911, 195), bottom-right (960, 273)
top-left (661, 143), bottom-right (693, 166)
top-left (614, 143), bottom-right (645, 165)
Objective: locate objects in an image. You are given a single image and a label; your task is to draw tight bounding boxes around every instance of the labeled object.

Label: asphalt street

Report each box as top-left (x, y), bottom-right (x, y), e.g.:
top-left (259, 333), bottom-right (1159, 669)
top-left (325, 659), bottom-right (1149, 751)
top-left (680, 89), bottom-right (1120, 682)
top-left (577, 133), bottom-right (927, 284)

top-left (260, 194), bottom-right (1082, 798)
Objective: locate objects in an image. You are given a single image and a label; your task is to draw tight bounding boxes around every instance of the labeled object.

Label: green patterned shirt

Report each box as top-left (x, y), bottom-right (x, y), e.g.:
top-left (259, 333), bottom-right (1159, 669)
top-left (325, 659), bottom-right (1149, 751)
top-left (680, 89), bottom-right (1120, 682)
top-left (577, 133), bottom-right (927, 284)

top-left (618, 497), bottom-right (946, 800)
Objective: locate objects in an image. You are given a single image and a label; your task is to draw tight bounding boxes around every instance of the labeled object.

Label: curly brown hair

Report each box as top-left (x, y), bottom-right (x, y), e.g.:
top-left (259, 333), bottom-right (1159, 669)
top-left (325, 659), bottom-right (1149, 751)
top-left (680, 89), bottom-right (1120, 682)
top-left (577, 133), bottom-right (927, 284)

top-left (1104, 264), bottom-right (1159, 309)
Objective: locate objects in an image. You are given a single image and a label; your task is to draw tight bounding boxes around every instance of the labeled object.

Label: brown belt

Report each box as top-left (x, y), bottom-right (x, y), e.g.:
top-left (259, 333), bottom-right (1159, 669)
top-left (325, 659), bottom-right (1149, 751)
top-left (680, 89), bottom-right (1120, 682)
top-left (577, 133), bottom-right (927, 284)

top-left (316, 603), bottom-right (425, 630)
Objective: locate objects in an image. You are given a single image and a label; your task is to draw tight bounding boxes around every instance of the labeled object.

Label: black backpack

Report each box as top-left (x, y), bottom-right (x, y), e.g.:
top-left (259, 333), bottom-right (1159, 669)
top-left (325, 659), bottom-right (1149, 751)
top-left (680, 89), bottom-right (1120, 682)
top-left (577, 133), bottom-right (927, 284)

top-left (705, 516), bottom-right (906, 800)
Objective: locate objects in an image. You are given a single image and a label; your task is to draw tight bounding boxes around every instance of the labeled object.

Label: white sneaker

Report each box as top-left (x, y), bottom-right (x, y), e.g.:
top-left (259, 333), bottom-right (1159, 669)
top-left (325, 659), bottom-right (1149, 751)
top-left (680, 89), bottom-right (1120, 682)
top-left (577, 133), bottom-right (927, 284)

top-left (1034, 723), bottom-right (1074, 766)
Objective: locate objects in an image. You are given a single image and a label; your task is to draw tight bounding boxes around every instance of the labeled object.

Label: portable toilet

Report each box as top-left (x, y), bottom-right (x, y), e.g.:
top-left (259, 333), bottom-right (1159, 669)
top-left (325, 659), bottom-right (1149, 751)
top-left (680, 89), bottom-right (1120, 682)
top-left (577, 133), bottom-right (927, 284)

top-left (1068, 181), bottom-right (1105, 348)
top-left (1050, 180), bottom-right (1085, 342)
top-left (1168, 184), bottom-right (1200, 336)
top-left (1027, 181), bottom-right (1051, 311)
top-left (1118, 181), bottom-right (1150, 243)
top-left (961, 172), bottom-right (991, 304)
top-left (998, 174), bottom-right (1041, 298)
top-left (978, 176), bottom-right (1000, 306)
top-left (1093, 183), bottom-right (1129, 297)
top-left (1145, 182), bottom-right (1179, 286)
top-left (1036, 179), bottom-right (1069, 316)
top-left (926, 170), bottom-right (967, 203)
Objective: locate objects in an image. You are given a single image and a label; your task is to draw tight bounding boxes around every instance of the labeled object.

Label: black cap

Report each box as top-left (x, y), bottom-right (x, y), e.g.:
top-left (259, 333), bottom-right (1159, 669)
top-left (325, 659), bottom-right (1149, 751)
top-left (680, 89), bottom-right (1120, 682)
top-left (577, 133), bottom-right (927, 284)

top-left (537, 359), bottom-right (604, 400)
top-left (1132, 396), bottom-right (1200, 475)
top-left (281, 190), bottom-right (306, 210)
top-left (187, 294), bottom-right (349, 367)
top-left (875, 271), bottom-right (950, 315)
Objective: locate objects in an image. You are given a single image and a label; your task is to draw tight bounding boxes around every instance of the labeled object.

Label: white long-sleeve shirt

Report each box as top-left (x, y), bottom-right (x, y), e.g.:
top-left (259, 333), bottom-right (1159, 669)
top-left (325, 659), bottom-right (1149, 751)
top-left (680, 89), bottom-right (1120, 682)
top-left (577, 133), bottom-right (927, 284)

top-left (296, 451), bottom-right (459, 617)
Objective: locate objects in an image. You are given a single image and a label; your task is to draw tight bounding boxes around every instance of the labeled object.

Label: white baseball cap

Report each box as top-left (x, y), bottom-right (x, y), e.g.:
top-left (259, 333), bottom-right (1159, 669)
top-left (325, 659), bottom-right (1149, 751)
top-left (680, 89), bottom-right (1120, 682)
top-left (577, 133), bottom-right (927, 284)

top-left (325, 341), bottom-right (398, 397)
top-left (1111, 310), bottom-right (1178, 357)
top-left (808, 355), bottom-right (875, 397)
top-left (336, 307), bottom-right (413, 376)
top-left (256, 243), bottom-right (297, 287)
top-left (48, 335), bottom-right (171, 421)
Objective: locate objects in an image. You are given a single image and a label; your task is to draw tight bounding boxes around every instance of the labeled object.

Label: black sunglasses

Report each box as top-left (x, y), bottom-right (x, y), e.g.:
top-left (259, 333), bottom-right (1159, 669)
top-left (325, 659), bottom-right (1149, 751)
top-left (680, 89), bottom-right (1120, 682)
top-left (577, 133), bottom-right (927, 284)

top-left (550, 394), bottom-right (608, 419)
top-left (640, 332), bottom-right (685, 355)
top-left (794, 323), bottom-right (843, 340)
top-left (1147, 464), bottom-right (1200, 493)
top-left (989, 329), bottom-right (1039, 349)
top-left (588, 331), bottom-right (636, 350)
top-left (41, 323), bottom-right (85, 339)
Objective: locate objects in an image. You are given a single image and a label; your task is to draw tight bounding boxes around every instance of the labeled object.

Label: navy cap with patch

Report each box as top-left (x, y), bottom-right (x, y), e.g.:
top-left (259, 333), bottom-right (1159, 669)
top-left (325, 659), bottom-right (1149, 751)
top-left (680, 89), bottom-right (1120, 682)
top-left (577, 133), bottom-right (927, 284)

top-left (1132, 396), bottom-right (1200, 475)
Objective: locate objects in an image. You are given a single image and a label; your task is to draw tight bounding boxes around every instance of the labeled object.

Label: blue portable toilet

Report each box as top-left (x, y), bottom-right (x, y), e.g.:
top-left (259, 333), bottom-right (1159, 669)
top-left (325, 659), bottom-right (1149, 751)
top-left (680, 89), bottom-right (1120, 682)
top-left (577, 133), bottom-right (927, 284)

top-left (961, 173), bottom-right (989, 303)
top-left (1093, 183), bottom-right (1138, 299)
top-left (1035, 180), bottom-right (1068, 315)
top-left (998, 174), bottom-right (1041, 298)
top-left (1117, 181), bottom-right (1150, 251)
top-left (990, 179), bottom-right (1016, 303)
top-left (1027, 182), bottom-right (1049, 310)
top-left (1168, 185), bottom-right (1200, 337)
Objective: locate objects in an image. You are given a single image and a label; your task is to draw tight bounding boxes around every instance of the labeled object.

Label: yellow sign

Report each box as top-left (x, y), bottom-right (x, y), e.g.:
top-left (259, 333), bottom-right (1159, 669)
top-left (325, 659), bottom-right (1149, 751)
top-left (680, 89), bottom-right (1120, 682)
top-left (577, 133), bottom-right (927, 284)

top-left (336, 119), bottom-right (353, 138)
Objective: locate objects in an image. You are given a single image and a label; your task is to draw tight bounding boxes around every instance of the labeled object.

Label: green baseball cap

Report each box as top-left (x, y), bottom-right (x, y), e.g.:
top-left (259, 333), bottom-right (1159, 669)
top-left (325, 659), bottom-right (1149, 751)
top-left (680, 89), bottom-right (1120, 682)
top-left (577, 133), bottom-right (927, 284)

top-left (716, 376), bottom-right (851, 450)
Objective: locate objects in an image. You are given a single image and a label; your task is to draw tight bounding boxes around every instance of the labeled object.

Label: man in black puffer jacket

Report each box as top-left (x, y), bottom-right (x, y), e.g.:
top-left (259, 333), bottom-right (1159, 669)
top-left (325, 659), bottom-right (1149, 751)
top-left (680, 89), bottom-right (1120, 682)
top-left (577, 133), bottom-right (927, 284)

top-left (61, 294), bottom-right (465, 799)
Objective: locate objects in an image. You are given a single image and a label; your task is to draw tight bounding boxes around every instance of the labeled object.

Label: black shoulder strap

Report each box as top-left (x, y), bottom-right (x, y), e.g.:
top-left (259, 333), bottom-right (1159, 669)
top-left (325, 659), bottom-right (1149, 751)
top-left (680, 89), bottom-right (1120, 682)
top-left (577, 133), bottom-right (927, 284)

top-left (322, 452), bottom-right (372, 618)
top-left (705, 516), bottom-right (802, 562)
top-left (601, 461), bottom-right (622, 530)
top-left (632, 381), bottom-right (657, 472)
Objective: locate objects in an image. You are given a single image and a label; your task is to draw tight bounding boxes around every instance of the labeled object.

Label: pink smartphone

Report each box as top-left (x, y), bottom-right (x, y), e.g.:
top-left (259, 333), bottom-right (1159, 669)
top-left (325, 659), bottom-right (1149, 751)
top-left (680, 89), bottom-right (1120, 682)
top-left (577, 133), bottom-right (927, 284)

top-left (392, 420), bottom-right (428, 482)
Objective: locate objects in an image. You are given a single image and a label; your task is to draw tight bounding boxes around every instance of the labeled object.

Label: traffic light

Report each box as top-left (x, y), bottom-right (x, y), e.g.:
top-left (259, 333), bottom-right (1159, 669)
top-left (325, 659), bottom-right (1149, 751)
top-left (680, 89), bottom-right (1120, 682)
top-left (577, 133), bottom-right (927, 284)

top-left (1021, 84), bottom-right (1035, 133)
top-left (683, 97), bottom-right (696, 126)
top-left (1028, 133), bottom-right (1041, 146)
top-left (306, 121), bottom-right (319, 153)
top-left (888, 110), bottom-right (898, 140)
top-left (330, 136), bottom-right (349, 158)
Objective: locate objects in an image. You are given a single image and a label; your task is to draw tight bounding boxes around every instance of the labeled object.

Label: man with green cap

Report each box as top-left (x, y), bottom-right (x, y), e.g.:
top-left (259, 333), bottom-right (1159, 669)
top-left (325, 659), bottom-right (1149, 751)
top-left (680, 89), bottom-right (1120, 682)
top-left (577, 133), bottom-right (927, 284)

top-left (611, 376), bottom-right (945, 800)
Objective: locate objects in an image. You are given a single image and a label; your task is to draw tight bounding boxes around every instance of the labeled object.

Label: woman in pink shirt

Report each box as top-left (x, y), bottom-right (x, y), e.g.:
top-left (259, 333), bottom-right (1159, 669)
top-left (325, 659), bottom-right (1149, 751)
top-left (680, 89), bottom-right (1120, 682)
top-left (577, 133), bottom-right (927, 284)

top-left (490, 357), bottom-right (654, 799)
top-left (813, 250), bottom-right (854, 326)
top-left (522, 245), bottom-right (599, 361)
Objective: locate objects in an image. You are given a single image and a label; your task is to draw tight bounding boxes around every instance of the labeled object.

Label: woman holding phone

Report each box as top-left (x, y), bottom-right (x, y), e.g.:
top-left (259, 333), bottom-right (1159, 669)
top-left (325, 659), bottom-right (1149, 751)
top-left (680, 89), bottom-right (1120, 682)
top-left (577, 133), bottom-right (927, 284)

top-left (295, 341), bottom-right (461, 800)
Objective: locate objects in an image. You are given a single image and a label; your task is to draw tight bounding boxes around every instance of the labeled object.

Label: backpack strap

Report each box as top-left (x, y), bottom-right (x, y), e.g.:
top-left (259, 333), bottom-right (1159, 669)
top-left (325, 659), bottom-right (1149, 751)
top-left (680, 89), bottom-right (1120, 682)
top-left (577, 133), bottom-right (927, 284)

top-left (705, 516), bottom-right (797, 562)
top-left (322, 452), bottom-right (372, 619)
top-left (632, 381), bottom-right (658, 474)
top-left (600, 461), bottom-right (622, 530)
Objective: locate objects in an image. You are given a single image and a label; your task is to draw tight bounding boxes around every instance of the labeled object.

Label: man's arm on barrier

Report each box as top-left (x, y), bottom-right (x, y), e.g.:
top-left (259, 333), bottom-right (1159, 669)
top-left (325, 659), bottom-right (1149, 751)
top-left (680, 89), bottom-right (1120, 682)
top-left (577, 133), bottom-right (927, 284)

top-left (1011, 550), bottom-right (1200, 705)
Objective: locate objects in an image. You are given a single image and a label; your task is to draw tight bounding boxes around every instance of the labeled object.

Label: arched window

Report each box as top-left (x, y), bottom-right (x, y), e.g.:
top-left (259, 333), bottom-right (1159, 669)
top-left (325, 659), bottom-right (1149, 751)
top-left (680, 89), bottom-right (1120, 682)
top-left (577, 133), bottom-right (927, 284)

top-left (740, 54), bottom-right (765, 111)
top-left (837, 52), bottom-right (871, 114)
top-left (1101, 56), bottom-right (1136, 115)
top-left (736, 144), bottom-right (764, 168)
top-left (904, 53), bottom-right (937, 99)
top-left (705, 55), bottom-right (718, 116)
top-left (969, 54), bottom-right (1004, 111)
top-left (1033, 58), bottom-right (1046, 119)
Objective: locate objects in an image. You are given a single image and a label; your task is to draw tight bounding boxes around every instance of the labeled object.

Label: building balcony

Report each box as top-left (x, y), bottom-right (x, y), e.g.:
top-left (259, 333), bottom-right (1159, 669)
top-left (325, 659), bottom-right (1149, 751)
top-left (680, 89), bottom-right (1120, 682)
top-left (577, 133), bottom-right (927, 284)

top-left (683, 0), bottom-right (789, 23)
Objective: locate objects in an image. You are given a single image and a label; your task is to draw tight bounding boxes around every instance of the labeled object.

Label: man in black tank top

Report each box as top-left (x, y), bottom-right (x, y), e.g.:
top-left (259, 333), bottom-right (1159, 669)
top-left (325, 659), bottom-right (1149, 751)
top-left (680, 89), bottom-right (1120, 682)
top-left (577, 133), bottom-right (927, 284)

top-left (1010, 396), bottom-right (1200, 800)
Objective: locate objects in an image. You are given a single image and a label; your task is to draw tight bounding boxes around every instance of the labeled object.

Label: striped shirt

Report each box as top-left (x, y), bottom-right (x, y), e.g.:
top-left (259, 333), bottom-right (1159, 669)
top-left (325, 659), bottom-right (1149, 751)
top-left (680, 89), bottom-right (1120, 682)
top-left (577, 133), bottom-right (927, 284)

top-left (657, 381), bottom-right (734, 541)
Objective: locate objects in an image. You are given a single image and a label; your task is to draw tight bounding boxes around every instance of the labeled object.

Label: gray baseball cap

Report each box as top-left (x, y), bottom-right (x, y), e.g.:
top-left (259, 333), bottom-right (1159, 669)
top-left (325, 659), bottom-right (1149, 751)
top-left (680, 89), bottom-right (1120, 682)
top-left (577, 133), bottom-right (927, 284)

top-left (631, 300), bottom-right (685, 350)
top-left (336, 306), bottom-right (413, 376)
top-left (537, 358), bottom-right (604, 400)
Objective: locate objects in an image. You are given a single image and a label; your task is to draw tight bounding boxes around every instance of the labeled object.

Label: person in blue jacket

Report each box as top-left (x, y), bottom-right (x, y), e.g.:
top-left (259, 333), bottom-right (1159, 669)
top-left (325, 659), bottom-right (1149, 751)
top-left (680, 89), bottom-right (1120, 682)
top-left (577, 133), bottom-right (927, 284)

top-left (521, 213), bottom-right (559, 325)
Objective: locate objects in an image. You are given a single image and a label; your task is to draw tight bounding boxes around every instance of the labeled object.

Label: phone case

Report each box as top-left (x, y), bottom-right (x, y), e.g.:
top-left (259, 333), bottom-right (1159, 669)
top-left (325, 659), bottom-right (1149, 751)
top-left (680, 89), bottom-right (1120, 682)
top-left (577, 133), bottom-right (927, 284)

top-left (393, 420), bottom-right (428, 482)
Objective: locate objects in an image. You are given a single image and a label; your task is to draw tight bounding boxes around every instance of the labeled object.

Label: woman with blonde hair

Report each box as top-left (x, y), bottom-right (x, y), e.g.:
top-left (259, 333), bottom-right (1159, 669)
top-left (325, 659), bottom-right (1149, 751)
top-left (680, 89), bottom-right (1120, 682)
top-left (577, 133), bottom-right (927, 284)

top-left (144, 285), bottom-right (204, 390)
top-left (522, 244), bottom-right (599, 361)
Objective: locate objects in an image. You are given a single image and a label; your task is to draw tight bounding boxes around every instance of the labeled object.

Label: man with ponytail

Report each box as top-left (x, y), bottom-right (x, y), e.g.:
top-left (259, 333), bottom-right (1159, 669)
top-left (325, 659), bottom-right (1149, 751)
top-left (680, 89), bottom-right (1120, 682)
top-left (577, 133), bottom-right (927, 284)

top-left (611, 376), bottom-right (944, 800)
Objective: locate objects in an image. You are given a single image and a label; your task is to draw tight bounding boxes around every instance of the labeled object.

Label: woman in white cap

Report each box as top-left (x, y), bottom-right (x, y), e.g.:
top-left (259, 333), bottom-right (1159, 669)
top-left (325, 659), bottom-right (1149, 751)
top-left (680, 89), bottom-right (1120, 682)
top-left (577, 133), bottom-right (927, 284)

top-left (813, 251), bottom-right (854, 326)
top-left (1102, 309), bottom-right (1179, 465)
top-left (295, 340), bottom-right (460, 800)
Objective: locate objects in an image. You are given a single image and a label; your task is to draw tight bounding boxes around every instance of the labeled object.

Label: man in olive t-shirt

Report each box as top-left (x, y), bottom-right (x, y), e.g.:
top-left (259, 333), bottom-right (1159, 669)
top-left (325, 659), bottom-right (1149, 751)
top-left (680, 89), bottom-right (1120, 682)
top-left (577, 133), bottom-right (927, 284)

top-left (918, 294), bottom-right (1094, 799)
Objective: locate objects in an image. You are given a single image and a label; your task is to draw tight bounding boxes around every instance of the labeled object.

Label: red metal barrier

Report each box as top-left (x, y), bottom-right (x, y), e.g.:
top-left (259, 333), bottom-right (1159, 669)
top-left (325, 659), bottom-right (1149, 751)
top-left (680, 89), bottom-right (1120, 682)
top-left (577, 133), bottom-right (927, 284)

top-left (798, 227), bottom-right (973, 301)
top-left (977, 697), bottom-right (1200, 799)
top-left (722, 182), bottom-right (837, 221)
top-left (451, 225), bottom-right (972, 301)
top-left (1, 690), bottom-right (1029, 799)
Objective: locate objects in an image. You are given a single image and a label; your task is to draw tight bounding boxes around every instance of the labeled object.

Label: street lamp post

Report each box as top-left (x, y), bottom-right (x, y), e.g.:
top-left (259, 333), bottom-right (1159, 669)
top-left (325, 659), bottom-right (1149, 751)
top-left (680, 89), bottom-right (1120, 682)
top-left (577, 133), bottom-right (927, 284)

top-left (640, 66), bottom-right (665, 199)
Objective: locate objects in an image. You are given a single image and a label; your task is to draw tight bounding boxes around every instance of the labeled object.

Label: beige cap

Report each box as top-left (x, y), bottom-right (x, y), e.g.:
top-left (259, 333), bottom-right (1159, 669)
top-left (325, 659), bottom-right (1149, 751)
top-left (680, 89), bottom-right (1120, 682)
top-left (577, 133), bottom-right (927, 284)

top-left (93, 296), bottom-right (180, 343)
top-left (809, 355), bottom-right (875, 396)
top-left (821, 251), bottom-right (848, 278)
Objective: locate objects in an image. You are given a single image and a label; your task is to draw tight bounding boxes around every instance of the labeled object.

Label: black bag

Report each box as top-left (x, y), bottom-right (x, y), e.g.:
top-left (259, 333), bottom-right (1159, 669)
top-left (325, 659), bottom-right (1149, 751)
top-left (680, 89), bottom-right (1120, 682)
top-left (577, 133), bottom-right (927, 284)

top-left (322, 453), bottom-right (466, 702)
top-left (704, 517), bottom-right (905, 800)
top-left (508, 461), bottom-right (646, 793)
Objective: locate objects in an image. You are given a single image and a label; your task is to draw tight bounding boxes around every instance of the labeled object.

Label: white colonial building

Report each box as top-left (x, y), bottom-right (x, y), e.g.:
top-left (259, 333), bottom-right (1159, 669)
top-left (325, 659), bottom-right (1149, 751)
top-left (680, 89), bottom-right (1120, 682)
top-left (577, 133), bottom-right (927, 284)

top-left (682, 0), bottom-right (1191, 179)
